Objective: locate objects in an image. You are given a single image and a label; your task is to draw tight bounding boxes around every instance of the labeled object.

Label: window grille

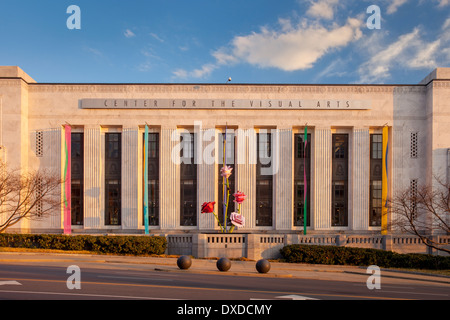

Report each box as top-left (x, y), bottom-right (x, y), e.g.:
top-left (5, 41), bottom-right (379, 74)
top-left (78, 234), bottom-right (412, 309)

top-left (410, 132), bottom-right (418, 158)
top-left (36, 131), bottom-right (44, 157)
top-left (410, 179), bottom-right (418, 219)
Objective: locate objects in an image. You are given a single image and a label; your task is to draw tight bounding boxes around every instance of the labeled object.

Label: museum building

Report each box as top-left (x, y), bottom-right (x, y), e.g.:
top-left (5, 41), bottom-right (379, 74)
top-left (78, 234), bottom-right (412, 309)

top-left (0, 66), bottom-right (449, 236)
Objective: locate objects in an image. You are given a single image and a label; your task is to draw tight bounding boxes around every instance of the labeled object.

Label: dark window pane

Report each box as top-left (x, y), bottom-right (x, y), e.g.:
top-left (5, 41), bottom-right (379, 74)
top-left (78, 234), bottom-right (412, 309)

top-left (180, 133), bottom-right (197, 226)
top-left (105, 180), bottom-right (121, 225)
top-left (144, 133), bottom-right (159, 226)
top-left (256, 133), bottom-right (273, 227)
top-left (105, 133), bottom-right (121, 225)
top-left (370, 134), bottom-right (383, 226)
top-left (71, 133), bottom-right (83, 225)
top-left (294, 133), bottom-right (311, 227)
top-left (71, 180), bottom-right (83, 225)
top-left (332, 134), bottom-right (348, 226)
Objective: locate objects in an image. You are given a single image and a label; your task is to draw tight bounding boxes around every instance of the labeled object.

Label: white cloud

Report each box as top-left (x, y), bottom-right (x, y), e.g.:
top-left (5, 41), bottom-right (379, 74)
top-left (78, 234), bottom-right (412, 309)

top-left (172, 69), bottom-right (188, 79)
top-left (191, 64), bottom-right (217, 78)
top-left (358, 28), bottom-right (421, 83)
top-left (420, 0), bottom-right (450, 8)
top-left (212, 49), bottom-right (238, 65)
top-left (443, 18), bottom-right (450, 31)
top-left (408, 40), bottom-right (441, 69)
top-left (84, 47), bottom-right (103, 57)
top-left (124, 29), bottom-right (135, 38)
top-left (387, 0), bottom-right (409, 14)
top-left (357, 24), bottom-right (449, 83)
top-left (228, 17), bottom-right (362, 72)
top-left (172, 14), bottom-right (363, 80)
top-left (150, 33), bottom-right (164, 43)
top-left (306, 0), bottom-right (339, 20)
top-left (172, 64), bottom-right (217, 80)
top-left (313, 58), bottom-right (348, 82)
top-left (137, 62), bottom-right (152, 72)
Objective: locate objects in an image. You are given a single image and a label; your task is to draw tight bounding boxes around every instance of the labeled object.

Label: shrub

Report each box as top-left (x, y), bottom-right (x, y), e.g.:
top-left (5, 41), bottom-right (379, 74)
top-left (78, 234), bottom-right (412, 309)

top-left (280, 244), bottom-right (450, 270)
top-left (0, 233), bottom-right (167, 256)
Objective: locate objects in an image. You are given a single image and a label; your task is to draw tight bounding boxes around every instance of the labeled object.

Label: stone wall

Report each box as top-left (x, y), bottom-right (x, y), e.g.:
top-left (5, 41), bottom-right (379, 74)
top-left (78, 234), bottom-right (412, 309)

top-left (166, 233), bottom-right (450, 260)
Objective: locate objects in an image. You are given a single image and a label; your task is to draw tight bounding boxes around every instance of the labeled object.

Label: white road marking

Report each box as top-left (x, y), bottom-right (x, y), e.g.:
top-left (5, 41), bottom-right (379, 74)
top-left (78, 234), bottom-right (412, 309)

top-left (0, 281), bottom-right (21, 286)
top-left (275, 295), bottom-right (319, 300)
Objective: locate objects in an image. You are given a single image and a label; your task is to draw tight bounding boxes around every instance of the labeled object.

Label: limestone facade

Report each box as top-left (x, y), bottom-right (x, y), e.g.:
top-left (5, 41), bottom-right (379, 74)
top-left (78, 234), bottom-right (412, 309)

top-left (0, 66), bottom-right (449, 235)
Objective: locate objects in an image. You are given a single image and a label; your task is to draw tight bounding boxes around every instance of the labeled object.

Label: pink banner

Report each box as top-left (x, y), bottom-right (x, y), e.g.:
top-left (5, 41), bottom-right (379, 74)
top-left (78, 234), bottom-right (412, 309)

top-left (64, 125), bottom-right (71, 234)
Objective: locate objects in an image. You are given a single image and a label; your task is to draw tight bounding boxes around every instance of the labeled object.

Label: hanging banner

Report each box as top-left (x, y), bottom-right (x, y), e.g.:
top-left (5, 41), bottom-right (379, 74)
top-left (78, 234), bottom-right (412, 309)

top-left (304, 126), bottom-right (308, 235)
top-left (381, 126), bottom-right (389, 235)
top-left (144, 125), bottom-right (149, 235)
top-left (63, 125), bottom-right (71, 235)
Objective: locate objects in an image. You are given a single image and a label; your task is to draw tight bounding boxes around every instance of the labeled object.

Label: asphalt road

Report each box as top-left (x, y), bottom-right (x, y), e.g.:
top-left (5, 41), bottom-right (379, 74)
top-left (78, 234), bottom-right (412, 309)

top-left (0, 254), bottom-right (449, 302)
top-left (0, 253), bottom-right (450, 318)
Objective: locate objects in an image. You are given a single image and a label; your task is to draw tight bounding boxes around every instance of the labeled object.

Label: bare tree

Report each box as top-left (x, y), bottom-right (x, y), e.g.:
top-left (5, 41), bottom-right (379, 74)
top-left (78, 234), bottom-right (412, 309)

top-left (389, 177), bottom-right (450, 254)
top-left (0, 161), bottom-right (62, 233)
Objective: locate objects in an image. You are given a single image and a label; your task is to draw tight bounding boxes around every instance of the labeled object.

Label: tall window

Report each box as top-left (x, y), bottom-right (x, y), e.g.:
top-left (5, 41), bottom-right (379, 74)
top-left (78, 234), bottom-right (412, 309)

top-left (71, 133), bottom-right (84, 225)
top-left (256, 132), bottom-right (273, 226)
top-left (370, 134), bottom-right (382, 226)
top-left (332, 134), bottom-right (348, 226)
top-left (105, 133), bottom-right (121, 225)
top-left (180, 132), bottom-right (197, 226)
top-left (144, 133), bottom-right (159, 226)
top-left (294, 133), bottom-right (311, 227)
top-left (218, 132), bottom-right (236, 226)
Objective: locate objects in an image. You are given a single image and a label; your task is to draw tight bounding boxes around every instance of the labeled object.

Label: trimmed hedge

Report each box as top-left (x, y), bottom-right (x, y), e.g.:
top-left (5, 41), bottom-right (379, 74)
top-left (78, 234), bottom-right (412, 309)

top-left (280, 244), bottom-right (450, 270)
top-left (0, 233), bottom-right (167, 256)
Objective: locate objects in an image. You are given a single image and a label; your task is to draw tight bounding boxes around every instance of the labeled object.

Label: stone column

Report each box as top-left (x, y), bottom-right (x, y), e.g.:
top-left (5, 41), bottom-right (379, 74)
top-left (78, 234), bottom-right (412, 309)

top-left (274, 128), bottom-right (293, 230)
top-left (160, 127), bottom-right (179, 230)
top-left (198, 127), bottom-right (216, 230)
top-left (314, 128), bottom-right (332, 230)
top-left (121, 127), bottom-right (138, 230)
top-left (84, 126), bottom-right (102, 229)
top-left (352, 128), bottom-right (370, 230)
top-left (236, 127), bottom-right (256, 230)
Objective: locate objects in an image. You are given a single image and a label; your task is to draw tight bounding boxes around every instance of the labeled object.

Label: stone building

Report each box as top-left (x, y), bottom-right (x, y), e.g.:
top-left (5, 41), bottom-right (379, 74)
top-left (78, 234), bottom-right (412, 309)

top-left (0, 66), bottom-right (449, 241)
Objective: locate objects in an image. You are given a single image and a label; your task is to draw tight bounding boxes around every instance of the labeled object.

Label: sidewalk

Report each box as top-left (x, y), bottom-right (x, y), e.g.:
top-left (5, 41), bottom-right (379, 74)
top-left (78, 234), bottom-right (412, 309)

top-left (0, 251), bottom-right (449, 286)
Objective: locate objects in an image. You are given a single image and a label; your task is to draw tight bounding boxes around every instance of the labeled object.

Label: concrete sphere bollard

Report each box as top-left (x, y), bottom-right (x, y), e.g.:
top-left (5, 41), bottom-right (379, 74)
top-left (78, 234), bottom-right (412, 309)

top-left (177, 255), bottom-right (192, 270)
top-left (216, 257), bottom-right (231, 272)
top-left (256, 259), bottom-right (271, 274)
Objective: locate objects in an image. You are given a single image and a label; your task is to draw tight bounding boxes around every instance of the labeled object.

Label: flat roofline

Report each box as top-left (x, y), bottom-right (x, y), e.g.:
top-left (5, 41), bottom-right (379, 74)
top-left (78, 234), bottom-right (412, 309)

top-left (2, 66), bottom-right (448, 86)
top-left (27, 81), bottom-right (427, 86)
top-left (3, 77), bottom-right (449, 87)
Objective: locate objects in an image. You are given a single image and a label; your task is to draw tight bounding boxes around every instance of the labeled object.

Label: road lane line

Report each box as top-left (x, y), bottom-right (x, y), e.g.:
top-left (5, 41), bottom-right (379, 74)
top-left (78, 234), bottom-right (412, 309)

top-left (97, 275), bottom-right (174, 281)
top-left (0, 277), bottom-right (411, 300)
top-left (0, 289), bottom-right (181, 300)
top-left (380, 290), bottom-right (449, 297)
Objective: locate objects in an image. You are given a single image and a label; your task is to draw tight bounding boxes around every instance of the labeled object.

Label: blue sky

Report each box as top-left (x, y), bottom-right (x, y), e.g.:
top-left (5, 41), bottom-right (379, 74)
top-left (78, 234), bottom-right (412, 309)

top-left (0, 0), bottom-right (448, 84)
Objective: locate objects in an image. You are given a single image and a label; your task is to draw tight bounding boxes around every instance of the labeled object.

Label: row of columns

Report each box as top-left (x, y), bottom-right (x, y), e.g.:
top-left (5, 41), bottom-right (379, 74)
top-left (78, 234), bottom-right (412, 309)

top-left (35, 125), bottom-right (379, 232)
